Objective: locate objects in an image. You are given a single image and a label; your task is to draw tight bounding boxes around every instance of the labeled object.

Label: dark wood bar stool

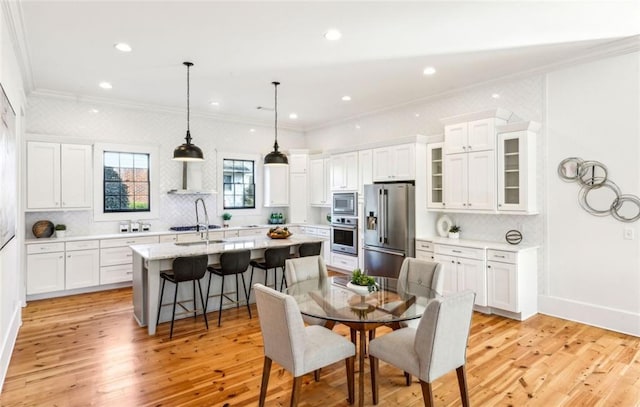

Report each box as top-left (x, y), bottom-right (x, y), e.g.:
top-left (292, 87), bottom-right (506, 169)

top-left (248, 246), bottom-right (290, 295)
top-left (206, 249), bottom-right (252, 327)
top-left (156, 255), bottom-right (209, 339)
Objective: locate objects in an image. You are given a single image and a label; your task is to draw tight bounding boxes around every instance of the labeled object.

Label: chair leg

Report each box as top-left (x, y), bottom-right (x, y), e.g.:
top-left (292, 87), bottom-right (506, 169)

top-left (404, 372), bottom-right (412, 386)
top-left (156, 278), bottom-right (166, 328)
top-left (240, 273), bottom-right (252, 319)
top-left (235, 274), bottom-right (240, 308)
top-left (196, 279), bottom-right (208, 330)
top-left (246, 266), bottom-right (254, 303)
top-left (205, 271), bottom-right (213, 311)
top-left (290, 376), bottom-right (303, 407)
top-left (314, 369), bottom-right (320, 382)
top-left (258, 356), bottom-right (272, 407)
top-left (456, 365), bottom-right (470, 407)
top-left (218, 274), bottom-right (225, 327)
top-left (345, 356), bottom-right (355, 405)
top-left (170, 282), bottom-right (178, 339)
top-left (420, 380), bottom-right (435, 407)
top-left (192, 280), bottom-right (197, 319)
top-left (370, 355), bottom-right (379, 405)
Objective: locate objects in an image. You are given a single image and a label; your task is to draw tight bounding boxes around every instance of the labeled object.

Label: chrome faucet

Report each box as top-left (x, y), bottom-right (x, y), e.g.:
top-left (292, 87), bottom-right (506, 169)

top-left (195, 198), bottom-right (209, 242)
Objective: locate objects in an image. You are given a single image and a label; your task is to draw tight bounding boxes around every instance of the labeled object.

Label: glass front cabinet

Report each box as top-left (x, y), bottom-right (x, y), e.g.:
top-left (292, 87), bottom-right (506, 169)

top-left (496, 122), bottom-right (539, 214)
top-left (427, 142), bottom-right (445, 209)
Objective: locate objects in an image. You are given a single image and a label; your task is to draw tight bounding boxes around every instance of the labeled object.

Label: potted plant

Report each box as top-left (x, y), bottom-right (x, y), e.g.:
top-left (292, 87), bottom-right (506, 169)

top-left (347, 268), bottom-right (379, 295)
top-left (55, 224), bottom-right (67, 238)
top-left (222, 212), bottom-right (232, 228)
top-left (448, 225), bottom-right (461, 239)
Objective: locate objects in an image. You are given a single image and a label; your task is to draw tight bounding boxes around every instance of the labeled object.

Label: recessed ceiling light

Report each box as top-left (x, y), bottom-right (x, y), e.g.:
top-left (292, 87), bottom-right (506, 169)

top-left (289, 113), bottom-right (298, 119)
top-left (324, 29), bottom-right (342, 41)
top-left (342, 95), bottom-right (352, 101)
top-left (210, 101), bottom-right (220, 106)
top-left (89, 108), bottom-right (99, 114)
top-left (99, 81), bottom-right (112, 89)
top-left (415, 113), bottom-right (420, 118)
top-left (114, 42), bottom-right (132, 52)
top-left (423, 66), bottom-right (436, 76)
top-left (355, 124), bottom-right (361, 130)
top-left (249, 128), bottom-right (256, 133)
top-left (491, 93), bottom-right (501, 99)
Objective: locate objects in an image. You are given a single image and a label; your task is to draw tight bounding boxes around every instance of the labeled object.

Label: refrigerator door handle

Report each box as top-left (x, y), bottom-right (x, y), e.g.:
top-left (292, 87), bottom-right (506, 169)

top-left (364, 245), bottom-right (405, 257)
top-left (378, 189), bottom-right (384, 244)
top-left (383, 188), bottom-right (389, 244)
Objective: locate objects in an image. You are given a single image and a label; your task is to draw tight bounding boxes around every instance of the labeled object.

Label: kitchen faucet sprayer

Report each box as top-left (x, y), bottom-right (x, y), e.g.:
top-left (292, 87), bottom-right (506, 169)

top-left (195, 198), bottom-right (210, 243)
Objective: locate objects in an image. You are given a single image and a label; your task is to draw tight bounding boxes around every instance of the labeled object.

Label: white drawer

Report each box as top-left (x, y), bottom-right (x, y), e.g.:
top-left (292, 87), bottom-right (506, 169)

top-left (27, 242), bottom-right (65, 254)
top-left (100, 247), bottom-right (133, 266)
top-left (224, 230), bottom-right (240, 238)
top-left (416, 240), bottom-right (434, 252)
top-left (100, 235), bottom-right (159, 248)
top-left (315, 228), bottom-right (330, 238)
top-left (66, 240), bottom-right (99, 251)
top-left (239, 228), bottom-right (267, 237)
top-left (487, 249), bottom-right (517, 264)
top-left (415, 250), bottom-right (435, 261)
top-left (331, 253), bottom-right (358, 271)
top-left (304, 227), bottom-right (317, 235)
top-left (100, 264), bottom-right (133, 284)
top-left (435, 244), bottom-right (485, 260)
top-left (158, 234), bottom-right (177, 243)
top-left (176, 231), bottom-right (224, 243)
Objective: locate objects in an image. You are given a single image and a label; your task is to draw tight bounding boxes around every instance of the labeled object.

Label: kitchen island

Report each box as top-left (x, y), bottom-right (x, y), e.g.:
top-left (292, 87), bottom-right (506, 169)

top-left (130, 234), bottom-right (324, 335)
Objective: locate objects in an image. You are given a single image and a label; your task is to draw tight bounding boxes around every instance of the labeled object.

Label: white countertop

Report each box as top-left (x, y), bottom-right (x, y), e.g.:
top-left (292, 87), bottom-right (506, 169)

top-left (416, 236), bottom-right (538, 252)
top-left (25, 223), bottom-right (331, 244)
top-left (130, 234), bottom-right (325, 261)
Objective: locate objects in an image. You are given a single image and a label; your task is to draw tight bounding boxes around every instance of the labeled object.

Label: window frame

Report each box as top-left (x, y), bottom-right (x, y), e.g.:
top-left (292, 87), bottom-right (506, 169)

top-left (216, 151), bottom-right (263, 217)
top-left (103, 151), bottom-right (151, 213)
top-left (222, 158), bottom-right (256, 210)
top-left (93, 143), bottom-right (159, 221)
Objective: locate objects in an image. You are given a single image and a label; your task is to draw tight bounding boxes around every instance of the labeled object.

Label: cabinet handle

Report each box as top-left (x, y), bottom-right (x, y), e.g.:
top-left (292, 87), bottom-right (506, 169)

top-left (59, 255), bottom-right (63, 259)
top-left (498, 204), bottom-right (502, 207)
top-left (457, 261), bottom-right (461, 265)
top-left (487, 265), bottom-right (492, 268)
top-left (495, 255), bottom-right (505, 258)
top-left (451, 260), bottom-right (455, 264)
top-left (462, 146), bottom-right (466, 151)
top-left (431, 256), bottom-right (434, 259)
top-left (452, 250), bottom-right (462, 253)
top-left (126, 254), bottom-right (133, 257)
top-left (468, 145), bottom-right (472, 150)
top-left (468, 203), bottom-right (472, 207)
top-left (463, 203), bottom-right (467, 206)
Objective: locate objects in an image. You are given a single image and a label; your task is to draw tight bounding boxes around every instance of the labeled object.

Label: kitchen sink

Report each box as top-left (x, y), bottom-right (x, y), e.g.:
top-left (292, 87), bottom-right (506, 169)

top-left (174, 240), bottom-right (225, 246)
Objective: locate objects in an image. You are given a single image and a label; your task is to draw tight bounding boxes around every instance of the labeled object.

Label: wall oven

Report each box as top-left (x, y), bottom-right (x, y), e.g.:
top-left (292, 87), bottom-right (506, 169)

top-left (331, 217), bottom-right (358, 256)
top-left (332, 192), bottom-right (357, 217)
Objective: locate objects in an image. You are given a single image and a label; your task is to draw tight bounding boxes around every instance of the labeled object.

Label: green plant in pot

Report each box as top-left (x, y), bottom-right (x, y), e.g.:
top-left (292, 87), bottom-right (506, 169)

top-left (349, 268), bottom-right (379, 293)
top-left (448, 225), bottom-right (461, 239)
top-left (55, 224), bottom-right (67, 238)
top-left (222, 212), bottom-right (232, 227)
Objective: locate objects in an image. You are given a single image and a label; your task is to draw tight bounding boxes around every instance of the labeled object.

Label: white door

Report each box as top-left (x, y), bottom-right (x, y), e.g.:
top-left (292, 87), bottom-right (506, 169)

top-left (458, 257), bottom-right (487, 306)
top-left (391, 144), bottom-right (415, 180)
top-left (467, 150), bottom-right (496, 210)
top-left (27, 252), bottom-right (65, 294)
top-left (444, 123), bottom-right (468, 154)
top-left (467, 118), bottom-right (496, 151)
top-left (309, 158), bottom-right (327, 206)
top-left (61, 144), bottom-right (92, 208)
top-left (264, 165), bottom-right (289, 206)
top-left (289, 173), bottom-right (308, 223)
top-left (444, 154), bottom-right (467, 209)
top-left (330, 154), bottom-right (346, 190)
top-left (434, 254), bottom-right (458, 295)
top-left (27, 142), bottom-right (61, 209)
top-left (66, 249), bottom-right (100, 289)
top-left (487, 261), bottom-right (518, 312)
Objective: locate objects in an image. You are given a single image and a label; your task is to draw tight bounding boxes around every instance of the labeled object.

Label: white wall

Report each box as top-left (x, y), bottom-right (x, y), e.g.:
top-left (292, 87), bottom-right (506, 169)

top-left (25, 94), bottom-right (306, 235)
top-left (0, 1), bottom-right (26, 389)
top-left (542, 52), bottom-right (640, 336)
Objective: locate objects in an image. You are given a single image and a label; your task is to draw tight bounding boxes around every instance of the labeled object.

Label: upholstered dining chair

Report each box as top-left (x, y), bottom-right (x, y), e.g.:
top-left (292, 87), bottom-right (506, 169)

top-left (369, 290), bottom-right (475, 406)
top-left (284, 255), bottom-right (332, 328)
top-left (396, 257), bottom-right (444, 329)
top-left (254, 284), bottom-right (356, 407)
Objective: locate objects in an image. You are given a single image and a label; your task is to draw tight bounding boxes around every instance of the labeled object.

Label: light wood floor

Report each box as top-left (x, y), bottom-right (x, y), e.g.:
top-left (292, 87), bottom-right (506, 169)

top-left (1, 287), bottom-right (639, 406)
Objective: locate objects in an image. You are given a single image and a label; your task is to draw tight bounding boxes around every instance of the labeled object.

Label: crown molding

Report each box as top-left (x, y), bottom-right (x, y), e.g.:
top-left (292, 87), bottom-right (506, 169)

top-left (28, 89), bottom-right (306, 133)
top-left (2, 0), bottom-right (34, 92)
top-left (306, 35), bottom-right (640, 133)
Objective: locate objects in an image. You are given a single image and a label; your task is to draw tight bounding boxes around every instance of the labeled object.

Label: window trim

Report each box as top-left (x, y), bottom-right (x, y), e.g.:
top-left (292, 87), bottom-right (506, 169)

top-left (216, 151), bottom-right (263, 217)
top-left (222, 158), bottom-right (256, 210)
top-left (93, 143), bottom-right (159, 221)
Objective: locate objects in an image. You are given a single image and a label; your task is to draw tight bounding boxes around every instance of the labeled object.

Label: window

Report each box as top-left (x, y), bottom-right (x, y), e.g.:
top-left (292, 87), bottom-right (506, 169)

top-left (223, 159), bottom-right (255, 209)
top-left (103, 151), bottom-right (150, 212)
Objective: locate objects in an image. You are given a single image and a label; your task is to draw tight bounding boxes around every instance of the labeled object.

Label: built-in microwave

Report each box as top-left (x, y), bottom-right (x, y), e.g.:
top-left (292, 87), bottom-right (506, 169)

top-left (332, 192), bottom-right (357, 217)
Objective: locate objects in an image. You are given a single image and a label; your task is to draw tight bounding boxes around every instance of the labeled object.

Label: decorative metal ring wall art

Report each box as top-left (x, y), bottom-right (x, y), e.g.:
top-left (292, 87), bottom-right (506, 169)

top-left (557, 157), bottom-right (640, 222)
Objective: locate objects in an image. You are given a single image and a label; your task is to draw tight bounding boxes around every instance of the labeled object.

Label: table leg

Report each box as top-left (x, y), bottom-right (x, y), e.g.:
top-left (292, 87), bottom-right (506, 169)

top-left (358, 329), bottom-right (366, 407)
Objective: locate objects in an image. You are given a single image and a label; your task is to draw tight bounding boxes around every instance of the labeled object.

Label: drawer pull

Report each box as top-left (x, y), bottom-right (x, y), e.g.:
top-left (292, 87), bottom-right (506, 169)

top-left (126, 241), bottom-right (135, 244)
top-left (126, 254), bottom-right (133, 257)
top-left (495, 255), bottom-right (505, 258)
top-left (126, 271), bottom-right (133, 275)
top-left (452, 250), bottom-right (462, 253)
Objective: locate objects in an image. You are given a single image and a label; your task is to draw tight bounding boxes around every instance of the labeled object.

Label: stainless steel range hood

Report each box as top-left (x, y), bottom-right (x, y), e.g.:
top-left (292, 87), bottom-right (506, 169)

top-left (167, 162), bottom-right (216, 195)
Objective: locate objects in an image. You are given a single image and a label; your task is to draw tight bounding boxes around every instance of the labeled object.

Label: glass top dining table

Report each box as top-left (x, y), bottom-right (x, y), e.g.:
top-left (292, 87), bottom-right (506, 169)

top-left (285, 275), bottom-right (441, 407)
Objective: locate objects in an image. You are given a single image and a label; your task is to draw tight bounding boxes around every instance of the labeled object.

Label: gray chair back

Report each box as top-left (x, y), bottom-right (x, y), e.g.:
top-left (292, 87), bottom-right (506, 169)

top-left (171, 255), bottom-right (208, 282)
top-left (414, 290), bottom-right (475, 382)
top-left (284, 255), bottom-right (328, 287)
top-left (398, 257), bottom-right (444, 296)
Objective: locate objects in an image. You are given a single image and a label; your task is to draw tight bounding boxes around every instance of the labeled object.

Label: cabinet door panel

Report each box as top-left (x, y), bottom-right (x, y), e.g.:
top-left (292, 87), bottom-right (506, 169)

top-left (392, 144), bottom-right (415, 180)
top-left (27, 142), bottom-right (61, 209)
top-left (434, 254), bottom-right (457, 295)
top-left (427, 143), bottom-right (444, 209)
top-left (444, 123), bottom-right (468, 154)
top-left (289, 173), bottom-right (308, 223)
top-left (372, 148), bottom-right (391, 181)
top-left (264, 165), bottom-right (289, 206)
top-left (61, 144), bottom-right (92, 208)
top-left (309, 158), bottom-right (327, 205)
top-left (458, 258), bottom-right (487, 306)
top-left (488, 261), bottom-right (518, 312)
top-left (467, 150), bottom-right (496, 210)
top-left (27, 252), bottom-right (65, 294)
top-left (467, 118), bottom-right (495, 151)
top-left (66, 249), bottom-right (100, 289)
top-left (358, 150), bottom-right (373, 195)
top-left (330, 155), bottom-right (346, 190)
top-left (443, 154), bottom-right (467, 209)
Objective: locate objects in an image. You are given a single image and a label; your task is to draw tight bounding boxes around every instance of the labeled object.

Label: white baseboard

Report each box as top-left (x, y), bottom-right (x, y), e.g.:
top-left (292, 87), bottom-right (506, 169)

top-left (0, 304), bottom-right (22, 391)
top-left (538, 295), bottom-right (640, 337)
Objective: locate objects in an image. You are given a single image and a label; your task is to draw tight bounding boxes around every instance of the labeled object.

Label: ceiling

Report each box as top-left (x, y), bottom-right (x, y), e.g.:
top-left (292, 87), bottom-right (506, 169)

top-left (13, 1), bottom-right (640, 131)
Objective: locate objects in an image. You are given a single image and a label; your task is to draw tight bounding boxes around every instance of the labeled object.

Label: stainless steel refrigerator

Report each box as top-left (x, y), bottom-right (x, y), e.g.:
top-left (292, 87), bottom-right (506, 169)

top-left (363, 183), bottom-right (415, 278)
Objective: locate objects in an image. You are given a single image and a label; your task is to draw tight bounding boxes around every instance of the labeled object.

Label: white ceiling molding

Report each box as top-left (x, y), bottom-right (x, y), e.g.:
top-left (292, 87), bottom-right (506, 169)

top-left (1, 0), bottom-right (34, 92)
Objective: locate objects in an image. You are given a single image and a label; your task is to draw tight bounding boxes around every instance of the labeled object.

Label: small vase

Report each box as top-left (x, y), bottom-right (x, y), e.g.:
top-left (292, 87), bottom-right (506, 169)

top-left (346, 282), bottom-right (372, 297)
top-left (56, 230), bottom-right (66, 238)
top-left (448, 232), bottom-right (459, 239)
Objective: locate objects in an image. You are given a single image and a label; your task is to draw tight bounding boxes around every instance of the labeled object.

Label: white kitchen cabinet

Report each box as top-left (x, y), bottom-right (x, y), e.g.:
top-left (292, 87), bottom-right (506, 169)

top-left (415, 239), bottom-right (435, 261)
top-left (289, 172), bottom-right (308, 223)
top-left (358, 149), bottom-right (373, 195)
top-left (309, 157), bottom-right (331, 206)
top-left (487, 248), bottom-right (537, 320)
top-left (100, 235), bottom-right (159, 284)
top-left (330, 152), bottom-right (358, 191)
top-left (264, 164), bottom-right (290, 207)
top-left (497, 123), bottom-right (538, 214)
top-left (331, 252), bottom-right (358, 273)
top-left (289, 153), bottom-right (308, 174)
top-left (444, 149), bottom-right (496, 211)
top-left (372, 143), bottom-right (415, 182)
top-left (434, 243), bottom-right (487, 306)
top-left (26, 243), bottom-right (65, 295)
top-left (65, 240), bottom-right (100, 290)
top-left (444, 116), bottom-right (508, 154)
top-left (158, 234), bottom-right (177, 243)
top-left (175, 231), bottom-right (224, 243)
top-left (426, 143), bottom-right (444, 209)
top-left (27, 141), bottom-right (92, 210)
top-left (238, 228), bottom-right (269, 237)
top-left (303, 226), bottom-right (331, 266)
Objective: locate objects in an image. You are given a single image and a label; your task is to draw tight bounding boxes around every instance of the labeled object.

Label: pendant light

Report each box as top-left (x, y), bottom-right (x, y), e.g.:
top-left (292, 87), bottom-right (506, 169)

top-left (264, 81), bottom-right (288, 165)
top-left (173, 61), bottom-right (204, 161)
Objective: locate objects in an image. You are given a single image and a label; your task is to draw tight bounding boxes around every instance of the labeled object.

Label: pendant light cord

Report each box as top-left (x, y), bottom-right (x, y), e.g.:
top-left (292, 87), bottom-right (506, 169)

top-left (273, 81), bottom-right (280, 151)
top-left (186, 63), bottom-right (191, 133)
